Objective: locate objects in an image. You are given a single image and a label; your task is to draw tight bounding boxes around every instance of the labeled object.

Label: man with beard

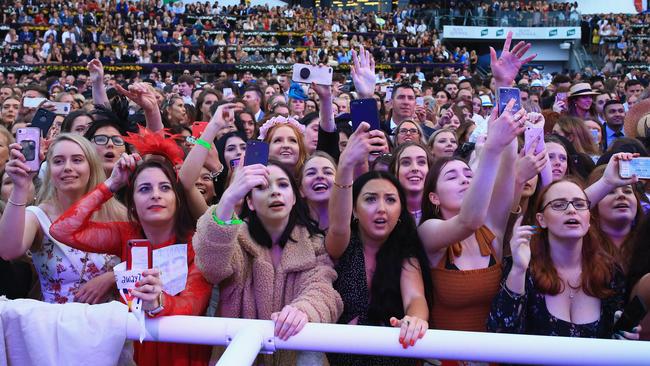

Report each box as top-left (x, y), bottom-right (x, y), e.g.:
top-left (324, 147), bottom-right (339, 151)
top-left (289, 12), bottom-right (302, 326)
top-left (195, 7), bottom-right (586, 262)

top-left (602, 99), bottom-right (626, 151)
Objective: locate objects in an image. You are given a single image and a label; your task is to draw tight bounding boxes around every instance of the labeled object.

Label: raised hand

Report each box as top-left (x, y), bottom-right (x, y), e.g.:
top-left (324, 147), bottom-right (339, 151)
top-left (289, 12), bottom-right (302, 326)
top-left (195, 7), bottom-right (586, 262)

top-left (87, 59), bottom-right (105, 84)
top-left (115, 82), bottom-right (158, 113)
top-left (510, 216), bottom-right (535, 272)
top-left (604, 152), bottom-right (639, 187)
top-left (490, 31), bottom-right (537, 87)
top-left (339, 122), bottom-right (386, 168)
top-left (390, 315), bottom-right (428, 348)
top-left (271, 304), bottom-right (309, 341)
top-left (224, 163), bottom-right (270, 203)
top-left (484, 99), bottom-right (526, 151)
top-left (105, 153), bottom-right (142, 192)
top-left (350, 45), bottom-right (376, 99)
top-left (516, 138), bottom-right (547, 184)
top-left (311, 81), bottom-right (332, 99)
top-left (209, 102), bottom-right (241, 132)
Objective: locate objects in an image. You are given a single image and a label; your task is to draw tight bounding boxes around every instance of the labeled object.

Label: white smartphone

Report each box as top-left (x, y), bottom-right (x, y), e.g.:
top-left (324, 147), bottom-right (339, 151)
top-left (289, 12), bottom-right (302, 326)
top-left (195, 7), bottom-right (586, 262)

top-left (23, 97), bottom-right (47, 108)
top-left (52, 102), bottom-right (71, 115)
top-left (223, 88), bottom-right (233, 97)
top-left (416, 97), bottom-right (424, 106)
top-left (620, 158), bottom-right (650, 179)
top-left (292, 64), bottom-right (333, 86)
top-left (385, 87), bottom-right (393, 101)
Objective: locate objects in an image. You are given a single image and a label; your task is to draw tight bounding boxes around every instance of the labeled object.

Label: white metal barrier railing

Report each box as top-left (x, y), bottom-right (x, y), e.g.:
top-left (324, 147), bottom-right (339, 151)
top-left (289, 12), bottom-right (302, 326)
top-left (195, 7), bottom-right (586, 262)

top-left (127, 315), bottom-right (650, 366)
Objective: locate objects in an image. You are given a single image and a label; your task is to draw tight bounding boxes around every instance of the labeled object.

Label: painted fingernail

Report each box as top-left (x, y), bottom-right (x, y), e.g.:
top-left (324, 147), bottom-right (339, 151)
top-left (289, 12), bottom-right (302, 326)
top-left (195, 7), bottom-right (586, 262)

top-left (410, 340), bottom-right (415, 346)
top-left (402, 342), bottom-right (408, 349)
top-left (399, 337), bottom-right (404, 343)
top-left (134, 282), bottom-right (140, 287)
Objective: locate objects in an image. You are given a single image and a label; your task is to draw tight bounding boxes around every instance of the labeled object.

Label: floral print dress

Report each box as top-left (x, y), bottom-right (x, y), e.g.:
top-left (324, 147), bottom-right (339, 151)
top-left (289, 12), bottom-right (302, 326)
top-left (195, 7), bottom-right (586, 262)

top-left (487, 257), bottom-right (625, 338)
top-left (26, 206), bottom-right (118, 304)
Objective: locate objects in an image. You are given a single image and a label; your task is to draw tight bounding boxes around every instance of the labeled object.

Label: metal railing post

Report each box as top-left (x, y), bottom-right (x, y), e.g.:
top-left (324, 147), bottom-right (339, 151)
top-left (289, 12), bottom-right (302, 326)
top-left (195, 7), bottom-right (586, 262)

top-left (216, 327), bottom-right (264, 366)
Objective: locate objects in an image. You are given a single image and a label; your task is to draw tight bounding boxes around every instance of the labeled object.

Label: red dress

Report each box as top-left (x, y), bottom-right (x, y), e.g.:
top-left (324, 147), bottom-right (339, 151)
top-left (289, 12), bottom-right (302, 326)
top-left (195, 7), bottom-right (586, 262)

top-left (50, 183), bottom-right (212, 366)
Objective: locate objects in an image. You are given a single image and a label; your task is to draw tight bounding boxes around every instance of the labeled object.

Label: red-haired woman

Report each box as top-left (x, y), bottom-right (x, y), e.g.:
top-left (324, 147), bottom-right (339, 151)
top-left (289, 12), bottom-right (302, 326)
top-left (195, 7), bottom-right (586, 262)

top-left (488, 155), bottom-right (641, 339)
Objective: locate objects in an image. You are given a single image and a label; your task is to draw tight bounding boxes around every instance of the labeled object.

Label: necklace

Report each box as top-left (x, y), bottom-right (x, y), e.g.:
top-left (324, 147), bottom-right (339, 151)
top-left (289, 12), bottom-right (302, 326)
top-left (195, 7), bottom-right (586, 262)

top-left (567, 279), bottom-right (582, 302)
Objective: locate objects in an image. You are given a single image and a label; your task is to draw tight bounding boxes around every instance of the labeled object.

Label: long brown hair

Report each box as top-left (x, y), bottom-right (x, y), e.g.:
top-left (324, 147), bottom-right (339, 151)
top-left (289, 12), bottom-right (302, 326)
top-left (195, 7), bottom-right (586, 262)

top-left (586, 165), bottom-right (644, 268)
top-left (124, 158), bottom-right (195, 243)
top-left (420, 156), bottom-right (466, 223)
top-left (531, 178), bottom-right (618, 298)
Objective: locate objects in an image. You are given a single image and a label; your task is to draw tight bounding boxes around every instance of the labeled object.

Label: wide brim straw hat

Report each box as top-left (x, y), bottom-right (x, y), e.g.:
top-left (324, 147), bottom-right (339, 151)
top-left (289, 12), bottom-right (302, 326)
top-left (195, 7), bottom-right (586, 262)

top-left (568, 82), bottom-right (599, 98)
top-left (624, 98), bottom-right (650, 139)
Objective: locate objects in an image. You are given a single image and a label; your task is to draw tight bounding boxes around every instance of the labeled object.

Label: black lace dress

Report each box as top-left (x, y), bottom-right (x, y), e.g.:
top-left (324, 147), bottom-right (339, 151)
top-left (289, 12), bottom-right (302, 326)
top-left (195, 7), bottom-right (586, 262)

top-left (487, 257), bottom-right (625, 338)
top-left (327, 233), bottom-right (419, 366)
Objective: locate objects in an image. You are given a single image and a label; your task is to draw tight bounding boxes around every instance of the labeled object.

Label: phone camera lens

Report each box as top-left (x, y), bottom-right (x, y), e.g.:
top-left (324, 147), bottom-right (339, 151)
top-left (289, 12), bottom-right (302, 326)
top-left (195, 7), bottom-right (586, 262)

top-left (299, 68), bottom-right (310, 79)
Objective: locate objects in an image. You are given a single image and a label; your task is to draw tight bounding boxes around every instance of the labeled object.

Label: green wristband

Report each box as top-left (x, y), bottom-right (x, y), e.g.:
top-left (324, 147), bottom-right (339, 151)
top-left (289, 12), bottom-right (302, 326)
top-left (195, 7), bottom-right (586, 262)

top-left (195, 138), bottom-right (211, 150)
top-left (212, 209), bottom-right (243, 226)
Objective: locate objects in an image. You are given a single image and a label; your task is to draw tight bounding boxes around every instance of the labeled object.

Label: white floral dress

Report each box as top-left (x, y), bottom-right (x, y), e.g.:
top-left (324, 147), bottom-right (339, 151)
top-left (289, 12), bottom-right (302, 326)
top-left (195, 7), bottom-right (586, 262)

top-left (26, 206), bottom-right (119, 304)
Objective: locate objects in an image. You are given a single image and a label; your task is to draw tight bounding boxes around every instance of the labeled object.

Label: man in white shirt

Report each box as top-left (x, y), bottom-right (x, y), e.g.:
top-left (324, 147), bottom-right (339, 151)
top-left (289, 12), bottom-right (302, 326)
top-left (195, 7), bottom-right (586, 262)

top-left (43, 25), bottom-right (57, 43)
top-left (62, 26), bottom-right (76, 44)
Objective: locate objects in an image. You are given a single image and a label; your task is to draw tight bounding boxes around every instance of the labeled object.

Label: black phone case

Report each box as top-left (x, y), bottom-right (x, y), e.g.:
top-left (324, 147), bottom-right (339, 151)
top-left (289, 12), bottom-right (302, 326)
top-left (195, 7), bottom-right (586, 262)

top-left (244, 141), bottom-right (269, 166)
top-left (351, 99), bottom-right (380, 131)
top-left (30, 108), bottom-right (57, 136)
top-left (613, 296), bottom-right (647, 333)
top-left (497, 88), bottom-right (522, 115)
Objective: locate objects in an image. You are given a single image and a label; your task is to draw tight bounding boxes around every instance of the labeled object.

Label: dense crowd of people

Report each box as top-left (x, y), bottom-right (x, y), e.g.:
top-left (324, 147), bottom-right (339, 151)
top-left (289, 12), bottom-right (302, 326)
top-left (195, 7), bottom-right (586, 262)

top-left (0, 2), bottom-right (649, 365)
top-left (584, 12), bottom-right (650, 69)
top-left (0, 1), bottom-right (453, 66)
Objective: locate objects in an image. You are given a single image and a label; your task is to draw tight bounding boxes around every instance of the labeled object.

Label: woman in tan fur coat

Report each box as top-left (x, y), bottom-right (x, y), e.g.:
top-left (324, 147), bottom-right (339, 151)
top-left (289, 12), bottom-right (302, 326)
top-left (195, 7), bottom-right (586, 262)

top-left (193, 159), bottom-right (343, 365)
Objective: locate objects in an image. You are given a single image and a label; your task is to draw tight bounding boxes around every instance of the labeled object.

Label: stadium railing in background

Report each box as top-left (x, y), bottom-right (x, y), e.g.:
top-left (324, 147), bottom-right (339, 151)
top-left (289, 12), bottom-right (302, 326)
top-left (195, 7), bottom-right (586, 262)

top-left (0, 62), bottom-right (464, 75)
top-left (417, 9), bottom-right (581, 31)
top-left (126, 315), bottom-right (650, 366)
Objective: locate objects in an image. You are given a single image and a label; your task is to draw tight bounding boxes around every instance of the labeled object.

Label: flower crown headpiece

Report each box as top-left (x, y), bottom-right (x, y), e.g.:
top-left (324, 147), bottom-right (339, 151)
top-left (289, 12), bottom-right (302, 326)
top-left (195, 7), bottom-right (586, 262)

top-left (258, 115), bottom-right (305, 140)
top-left (123, 126), bottom-right (185, 166)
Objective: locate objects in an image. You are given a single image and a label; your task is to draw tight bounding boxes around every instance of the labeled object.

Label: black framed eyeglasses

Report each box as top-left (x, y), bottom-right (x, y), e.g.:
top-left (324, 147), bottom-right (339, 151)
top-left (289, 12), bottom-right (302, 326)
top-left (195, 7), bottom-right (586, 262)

top-left (398, 128), bottom-right (419, 135)
top-left (540, 199), bottom-right (591, 212)
top-left (91, 135), bottom-right (125, 146)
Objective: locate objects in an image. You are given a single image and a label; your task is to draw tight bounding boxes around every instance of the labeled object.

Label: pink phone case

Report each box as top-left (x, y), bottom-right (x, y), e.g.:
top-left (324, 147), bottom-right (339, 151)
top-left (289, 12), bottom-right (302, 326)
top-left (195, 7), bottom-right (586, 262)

top-left (524, 126), bottom-right (544, 155)
top-left (16, 127), bottom-right (41, 172)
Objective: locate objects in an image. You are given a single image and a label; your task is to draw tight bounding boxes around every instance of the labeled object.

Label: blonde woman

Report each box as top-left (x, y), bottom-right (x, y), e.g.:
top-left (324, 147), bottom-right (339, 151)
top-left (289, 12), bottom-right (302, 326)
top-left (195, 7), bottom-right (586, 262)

top-left (0, 134), bottom-right (124, 304)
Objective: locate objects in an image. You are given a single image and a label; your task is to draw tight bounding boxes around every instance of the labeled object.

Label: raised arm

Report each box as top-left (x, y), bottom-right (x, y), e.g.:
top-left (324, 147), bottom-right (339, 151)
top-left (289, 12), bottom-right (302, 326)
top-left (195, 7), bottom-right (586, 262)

top-left (511, 138), bottom-right (548, 213)
top-left (114, 82), bottom-right (164, 133)
top-left (490, 31), bottom-right (537, 90)
top-left (325, 123), bottom-right (384, 259)
top-left (88, 59), bottom-right (110, 108)
top-left (585, 153), bottom-right (638, 208)
top-left (486, 112), bottom-right (525, 241)
top-left (418, 100), bottom-right (524, 254)
top-left (179, 103), bottom-right (236, 219)
top-left (50, 153), bottom-right (141, 257)
top-left (350, 45), bottom-right (376, 99)
top-left (0, 144), bottom-right (41, 260)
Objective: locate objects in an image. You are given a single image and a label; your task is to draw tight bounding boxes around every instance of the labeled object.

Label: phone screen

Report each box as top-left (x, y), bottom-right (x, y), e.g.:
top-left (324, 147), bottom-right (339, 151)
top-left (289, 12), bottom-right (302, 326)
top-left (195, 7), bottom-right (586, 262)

top-left (243, 141), bottom-right (269, 166)
top-left (351, 98), bottom-right (380, 131)
top-left (498, 87), bottom-right (521, 115)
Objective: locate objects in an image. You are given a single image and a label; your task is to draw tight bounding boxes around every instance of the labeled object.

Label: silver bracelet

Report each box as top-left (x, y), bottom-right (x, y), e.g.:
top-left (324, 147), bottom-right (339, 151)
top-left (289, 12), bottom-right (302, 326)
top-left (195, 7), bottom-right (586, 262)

top-left (7, 198), bottom-right (27, 207)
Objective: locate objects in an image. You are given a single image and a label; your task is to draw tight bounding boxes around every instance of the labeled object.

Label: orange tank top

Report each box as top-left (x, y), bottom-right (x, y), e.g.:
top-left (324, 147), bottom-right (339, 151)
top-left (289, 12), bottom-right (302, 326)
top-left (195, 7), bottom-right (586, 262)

top-left (430, 226), bottom-right (503, 332)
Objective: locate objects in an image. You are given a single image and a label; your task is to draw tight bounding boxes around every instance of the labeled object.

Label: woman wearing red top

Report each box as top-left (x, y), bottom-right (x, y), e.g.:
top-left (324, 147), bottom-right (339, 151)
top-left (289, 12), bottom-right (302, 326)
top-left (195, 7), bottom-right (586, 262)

top-left (50, 131), bottom-right (212, 366)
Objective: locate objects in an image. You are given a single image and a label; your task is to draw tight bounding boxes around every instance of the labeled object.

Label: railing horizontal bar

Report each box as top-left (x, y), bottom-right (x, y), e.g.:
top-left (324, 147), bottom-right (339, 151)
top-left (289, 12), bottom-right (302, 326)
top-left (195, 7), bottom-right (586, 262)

top-left (127, 315), bottom-right (650, 365)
